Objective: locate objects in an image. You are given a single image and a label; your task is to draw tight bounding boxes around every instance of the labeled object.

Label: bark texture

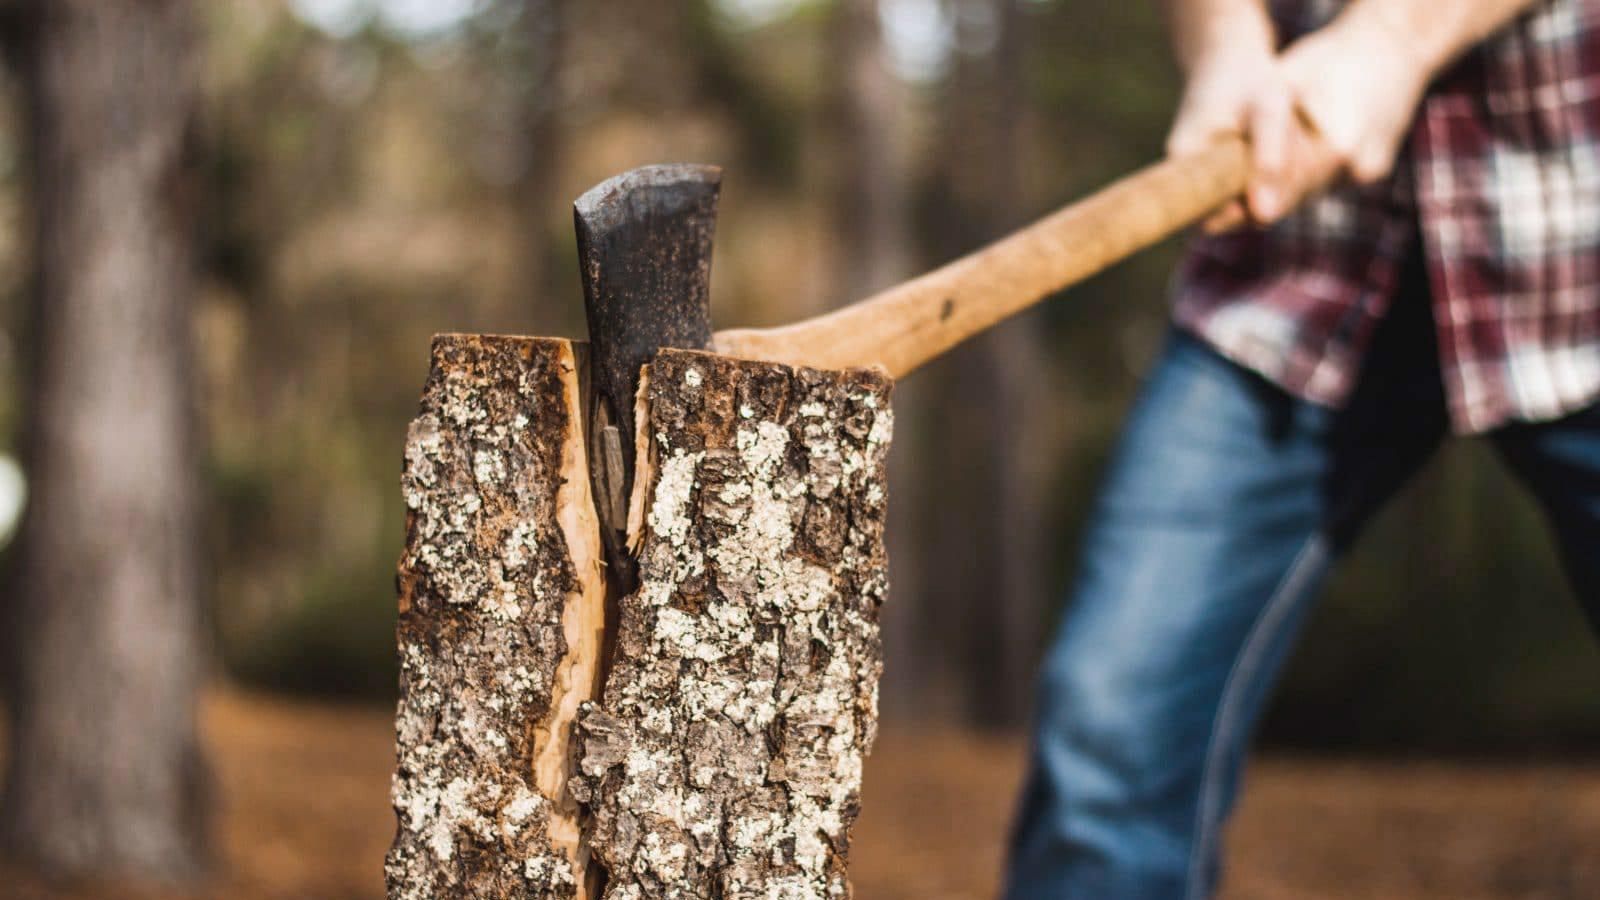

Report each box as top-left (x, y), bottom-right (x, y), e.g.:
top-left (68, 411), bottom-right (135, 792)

top-left (387, 335), bottom-right (605, 898)
top-left (3, 0), bottom-right (208, 880)
top-left (571, 350), bottom-right (893, 899)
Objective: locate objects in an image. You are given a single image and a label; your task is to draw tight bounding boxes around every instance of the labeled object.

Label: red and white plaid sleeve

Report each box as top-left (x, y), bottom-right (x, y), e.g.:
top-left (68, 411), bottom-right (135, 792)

top-left (1174, 0), bottom-right (1600, 433)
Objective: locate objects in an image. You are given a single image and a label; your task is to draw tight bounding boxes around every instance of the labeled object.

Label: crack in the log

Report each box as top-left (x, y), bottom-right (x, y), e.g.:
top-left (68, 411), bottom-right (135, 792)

top-left (388, 337), bottom-right (893, 900)
top-left (571, 350), bottom-right (893, 899)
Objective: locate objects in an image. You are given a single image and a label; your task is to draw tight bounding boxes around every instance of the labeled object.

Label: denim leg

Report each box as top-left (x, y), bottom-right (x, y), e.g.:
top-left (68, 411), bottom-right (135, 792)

top-left (1004, 331), bottom-right (1333, 900)
top-left (1006, 318), bottom-right (1447, 900)
top-left (1491, 401), bottom-right (1600, 622)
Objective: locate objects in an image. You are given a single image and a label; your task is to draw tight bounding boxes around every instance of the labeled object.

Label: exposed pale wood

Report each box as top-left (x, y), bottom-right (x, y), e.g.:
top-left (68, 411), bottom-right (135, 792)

top-left (623, 370), bottom-right (654, 557)
top-left (713, 137), bottom-right (1249, 376)
top-left (532, 342), bottom-right (608, 892)
top-left (599, 425), bottom-right (626, 526)
top-left (387, 335), bottom-right (606, 899)
top-left (571, 349), bottom-right (894, 899)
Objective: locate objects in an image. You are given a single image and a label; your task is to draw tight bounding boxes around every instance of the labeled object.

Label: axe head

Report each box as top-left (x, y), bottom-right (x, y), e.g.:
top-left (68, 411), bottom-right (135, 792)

top-left (573, 163), bottom-right (721, 579)
top-left (575, 163), bottom-right (720, 438)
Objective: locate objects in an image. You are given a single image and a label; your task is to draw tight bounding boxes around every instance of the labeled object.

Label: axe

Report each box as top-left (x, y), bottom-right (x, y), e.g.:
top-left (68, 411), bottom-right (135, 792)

top-left (575, 136), bottom-right (1248, 578)
top-left (386, 135), bottom-right (1253, 898)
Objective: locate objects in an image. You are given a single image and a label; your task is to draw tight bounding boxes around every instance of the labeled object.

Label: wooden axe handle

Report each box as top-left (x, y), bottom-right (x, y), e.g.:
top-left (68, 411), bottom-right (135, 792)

top-left (713, 135), bottom-right (1249, 377)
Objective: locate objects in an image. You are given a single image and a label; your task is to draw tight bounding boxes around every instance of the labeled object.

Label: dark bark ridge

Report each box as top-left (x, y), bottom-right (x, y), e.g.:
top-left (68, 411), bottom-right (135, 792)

top-left (387, 335), bottom-right (594, 898)
top-left (572, 350), bottom-right (893, 899)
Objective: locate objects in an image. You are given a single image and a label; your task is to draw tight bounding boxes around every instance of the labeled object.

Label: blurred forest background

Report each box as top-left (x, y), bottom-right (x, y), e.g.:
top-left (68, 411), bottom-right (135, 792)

top-left (3, 0), bottom-right (1600, 896)
top-left (57, 0), bottom-right (1587, 747)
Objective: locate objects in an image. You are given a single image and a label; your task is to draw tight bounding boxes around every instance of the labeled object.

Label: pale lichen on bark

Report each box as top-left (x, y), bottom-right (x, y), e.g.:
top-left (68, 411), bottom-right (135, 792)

top-left (387, 334), bottom-right (600, 898)
top-left (388, 338), bottom-right (894, 899)
top-left (571, 349), bottom-right (894, 900)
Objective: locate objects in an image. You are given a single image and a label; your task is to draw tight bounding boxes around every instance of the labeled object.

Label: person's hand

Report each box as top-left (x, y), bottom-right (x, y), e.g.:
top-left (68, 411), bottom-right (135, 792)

top-left (1277, 7), bottom-right (1435, 185)
top-left (1165, 10), bottom-right (1341, 231)
top-left (1168, 4), bottom-right (1437, 231)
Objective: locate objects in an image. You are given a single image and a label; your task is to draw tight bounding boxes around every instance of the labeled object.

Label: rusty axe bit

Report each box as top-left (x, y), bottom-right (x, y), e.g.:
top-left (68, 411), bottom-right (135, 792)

top-left (574, 163), bottom-right (720, 591)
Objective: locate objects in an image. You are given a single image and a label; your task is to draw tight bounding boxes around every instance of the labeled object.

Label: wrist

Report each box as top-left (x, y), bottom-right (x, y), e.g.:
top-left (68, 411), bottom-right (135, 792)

top-left (1170, 0), bottom-right (1277, 75)
top-left (1336, 1), bottom-right (1447, 81)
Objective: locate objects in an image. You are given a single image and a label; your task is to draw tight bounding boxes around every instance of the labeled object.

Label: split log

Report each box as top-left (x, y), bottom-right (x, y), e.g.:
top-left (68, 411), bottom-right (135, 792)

top-left (571, 350), bottom-right (893, 899)
top-left (387, 340), bottom-right (893, 899)
top-left (387, 335), bottom-right (606, 898)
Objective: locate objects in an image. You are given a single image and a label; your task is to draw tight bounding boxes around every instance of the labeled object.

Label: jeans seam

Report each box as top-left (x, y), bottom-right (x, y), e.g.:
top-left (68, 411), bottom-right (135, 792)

top-left (1183, 535), bottom-right (1327, 900)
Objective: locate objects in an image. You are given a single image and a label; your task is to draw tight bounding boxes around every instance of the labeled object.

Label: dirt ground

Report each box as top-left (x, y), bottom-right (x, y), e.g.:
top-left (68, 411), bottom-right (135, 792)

top-left (6, 689), bottom-right (1600, 900)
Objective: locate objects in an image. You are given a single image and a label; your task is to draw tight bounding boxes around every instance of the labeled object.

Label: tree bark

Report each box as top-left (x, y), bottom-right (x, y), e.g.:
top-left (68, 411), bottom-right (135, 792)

top-left (388, 342), bottom-right (893, 899)
top-left (2, 0), bottom-right (209, 881)
top-left (388, 336), bottom-right (605, 898)
top-left (572, 350), bottom-right (892, 899)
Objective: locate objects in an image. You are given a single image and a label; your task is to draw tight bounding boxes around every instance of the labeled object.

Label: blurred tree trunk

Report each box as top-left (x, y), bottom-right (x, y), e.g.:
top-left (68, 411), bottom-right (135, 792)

top-left (976, 0), bottom-right (1051, 733)
top-left (2, 0), bottom-right (208, 881)
top-left (517, 0), bottom-right (565, 332)
top-left (919, 0), bottom-right (1050, 728)
top-left (828, 0), bottom-right (909, 303)
top-left (826, 0), bottom-right (924, 718)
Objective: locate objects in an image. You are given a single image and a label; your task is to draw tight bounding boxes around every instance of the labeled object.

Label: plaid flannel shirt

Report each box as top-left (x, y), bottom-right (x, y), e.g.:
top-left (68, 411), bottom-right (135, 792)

top-left (1174, 0), bottom-right (1600, 433)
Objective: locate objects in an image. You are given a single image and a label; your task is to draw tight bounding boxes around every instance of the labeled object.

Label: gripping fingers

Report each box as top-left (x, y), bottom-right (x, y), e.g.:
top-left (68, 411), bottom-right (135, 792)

top-left (1245, 86), bottom-right (1295, 222)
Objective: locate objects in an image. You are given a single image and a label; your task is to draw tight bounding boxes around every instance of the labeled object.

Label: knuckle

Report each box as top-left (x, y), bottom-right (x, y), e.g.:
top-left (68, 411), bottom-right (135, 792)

top-left (1166, 128), bottom-right (1200, 155)
top-left (1324, 135), bottom-right (1359, 168)
top-left (1353, 153), bottom-right (1390, 184)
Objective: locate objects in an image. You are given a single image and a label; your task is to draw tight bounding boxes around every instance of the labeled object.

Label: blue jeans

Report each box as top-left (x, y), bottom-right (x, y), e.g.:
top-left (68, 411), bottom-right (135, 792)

top-left (1005, 282), bottom-right (1600, 899)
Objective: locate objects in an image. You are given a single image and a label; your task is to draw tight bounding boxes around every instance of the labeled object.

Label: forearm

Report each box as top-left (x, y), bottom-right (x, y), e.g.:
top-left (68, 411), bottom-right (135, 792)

top-left (1163, 0), bottom-right (1276, 73)
top-left (1340, 0), bottom-right (1549, 77)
